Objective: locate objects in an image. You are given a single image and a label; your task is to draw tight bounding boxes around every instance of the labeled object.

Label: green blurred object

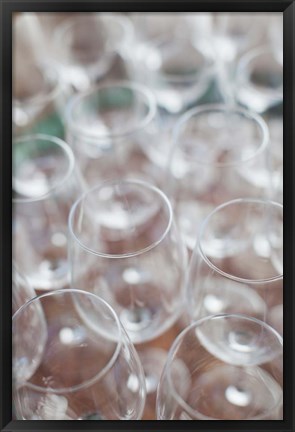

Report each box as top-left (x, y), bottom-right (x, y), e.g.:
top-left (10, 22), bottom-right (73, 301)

top-left (29, 110), bottom-right (65, 139)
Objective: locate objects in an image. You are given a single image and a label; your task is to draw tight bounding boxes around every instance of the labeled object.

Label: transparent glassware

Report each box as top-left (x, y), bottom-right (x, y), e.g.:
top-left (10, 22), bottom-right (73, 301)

top-left (68, 179), bottom-right (187, 344)
top-left (126, 19), bottom-right (214, 115)
top-left (236, 46), bottom-right (283, 114)
top-left (268, 117), bottom-right (283, 205)
top-left (12, 267), bottom-right (47, 385)
top-left (13, 14), bottom-right (66, 136)
top-left (198, 13), bottom-right (268, 105)
top-left (186, 199), bottom-right (283, 329)
top-left (65, 81), bottom-right (160, 187)
top-left (12, 134), bottom-right (84, 291)
top-left (12, 264), bottom-right (36, 315)
top-left (68, 179), bottom-right (187, 409)
top-left (268, 14), bottom-right (283, 66)
top-left (157, 314), bottom-right (283, 420)
top-left (212, 13), bottom-right (265, 62)
top-left (13, 289), bottom-right (146, 420)
top-left (167, 104), bottom-right (271, 251)
top-left (235, 45), bottom-right (283, 205)
top-left (52, 13), bottom-right (134, 92)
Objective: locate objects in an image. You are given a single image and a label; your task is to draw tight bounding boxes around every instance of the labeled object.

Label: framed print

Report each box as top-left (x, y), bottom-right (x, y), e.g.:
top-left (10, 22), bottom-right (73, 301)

top-left (1, 1), bottom-right (294, 431)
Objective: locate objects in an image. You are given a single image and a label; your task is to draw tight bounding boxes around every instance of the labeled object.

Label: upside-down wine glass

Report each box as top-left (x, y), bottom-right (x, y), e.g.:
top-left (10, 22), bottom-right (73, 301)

top-left (157, 314), bottom-right (283, 420)
top-left (68, 179), bottom-right (187, 416)
top-left (13, 289), bottom-right (146, 420)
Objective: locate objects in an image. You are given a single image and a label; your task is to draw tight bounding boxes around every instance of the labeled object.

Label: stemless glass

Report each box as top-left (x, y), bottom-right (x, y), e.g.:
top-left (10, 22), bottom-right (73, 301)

top-left (13, 134), bottom-right (84, 291)
top-left (13, 289), bottom-right (146, 420)
top-left (65, 81), bottom-right (159, 187)
top-left (186, 199), bottom-right (283, 333)
top-left (167, 104), bottom-right (270, 251)
top-left (157, 314), bottom-right (283, 420)
top-left (52, 13), bottom-right (134, 92)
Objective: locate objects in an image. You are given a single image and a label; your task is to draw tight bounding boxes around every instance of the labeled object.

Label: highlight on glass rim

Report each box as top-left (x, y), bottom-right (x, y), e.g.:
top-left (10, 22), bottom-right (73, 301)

top-left (12, 11), bottom-right (283, 421)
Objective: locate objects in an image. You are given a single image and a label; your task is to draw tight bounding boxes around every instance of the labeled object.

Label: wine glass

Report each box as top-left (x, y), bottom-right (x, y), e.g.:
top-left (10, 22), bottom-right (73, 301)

top-left (13, 289), bottom-right (146, 420)
top-left (13, 65), bottom-right (64, 136)
top-left (65, 81), bottom-right (161, 187)
top-left (157, 314), bottom-right (283, 420)
top-left (124, 14), bottom-right (214, 173)
top-left (52, 13), bottom-right (134, 93)
top-left (12, 264), bottom-right (36, 315)
top-left (126, 13), bottom-right (214, 114)
top-left (200, 13), bottom-right (267, 105)
top-left (12, 134), bottom-right (84, 291)
top-left (235, 45), bottom-right (283, 205)
top-left (185, 198), bottom-right (283, 329)
top-left (236, 45), bottom-right (283, 114)
top-left (212, 13), bottom-right (265, 62)
top-left (12, 267), bottom-right (47, 386)
top-left (167, 103), bottom-right (271, 251)
top-left (13, 14), bottom-right (65, 136)
top-left (68, 179), bottom-right (187, 411)
top-left (127, 33), bottom-right (214, 115)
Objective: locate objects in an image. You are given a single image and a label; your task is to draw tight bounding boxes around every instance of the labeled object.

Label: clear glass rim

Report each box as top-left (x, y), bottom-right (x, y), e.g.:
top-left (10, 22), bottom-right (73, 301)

top-left (163, 313), bottom-right (283, 420)
top-left (53, 13), bottom-right (134, 57)
top-left (65, 80), bottom-right (157, 140)
top-left (12, 134), bottom-right (75, 204)
top-left (237, 44), bottom-right (283, 76)
top-left (172, 103), bottom-right (269, 168)
top-left (197, 198), bottom-right (283, 284)
top-left (13, 64), bottom-right (61, 108)
top-left (143, 35), bottom-right (214, 84)
top-left (237, 44), bottom-right (283, 101)
top-left (68, 178), bottom-right (173, 259)
top-left (12, 288), bottom-right (123, 394)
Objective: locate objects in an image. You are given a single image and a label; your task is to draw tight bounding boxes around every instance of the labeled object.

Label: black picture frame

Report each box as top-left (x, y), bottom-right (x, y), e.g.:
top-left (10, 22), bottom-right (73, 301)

top-left (1, 1), bottom-right (294, 431)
